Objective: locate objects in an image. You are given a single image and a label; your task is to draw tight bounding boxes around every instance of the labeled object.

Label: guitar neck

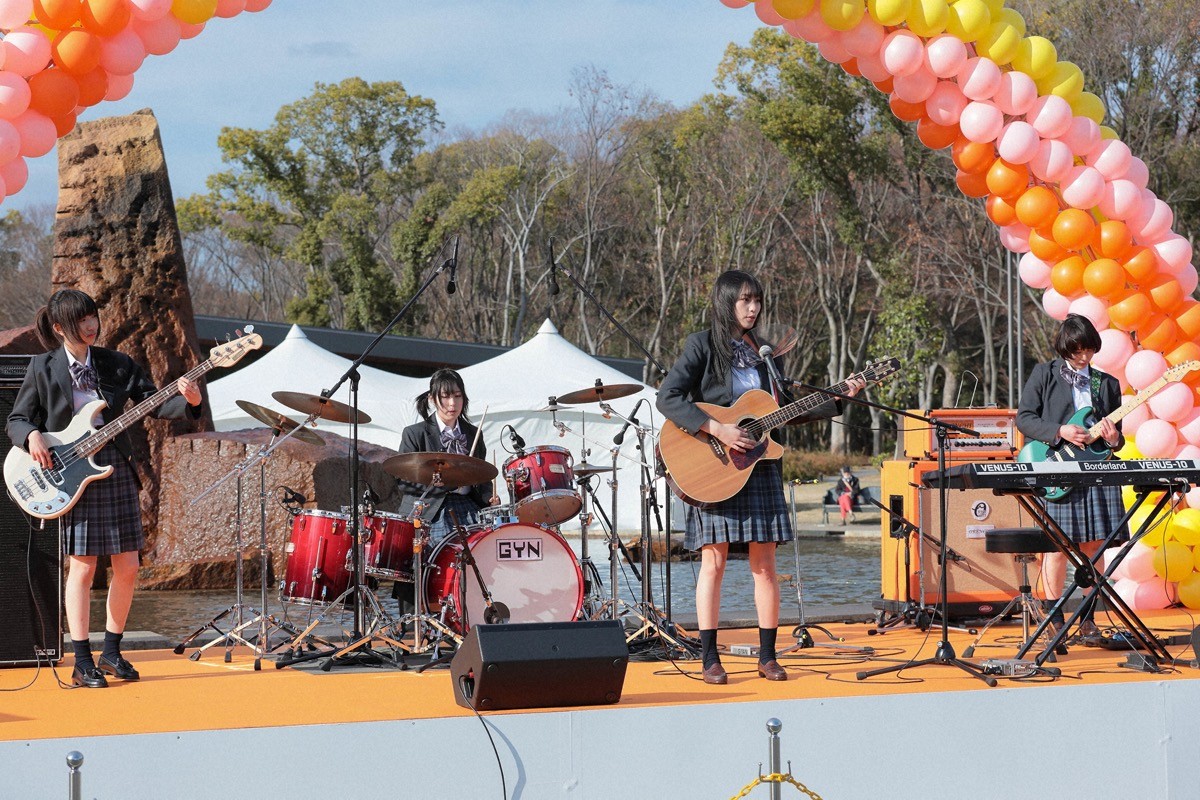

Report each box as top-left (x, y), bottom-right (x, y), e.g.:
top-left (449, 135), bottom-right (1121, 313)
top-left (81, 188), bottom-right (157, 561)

top-left (756, 380), bottom-right (852, 433)
top-left (78, 360), bottom-right (212, 456)
top-left (1087, 375), bottom-right (1169, 440)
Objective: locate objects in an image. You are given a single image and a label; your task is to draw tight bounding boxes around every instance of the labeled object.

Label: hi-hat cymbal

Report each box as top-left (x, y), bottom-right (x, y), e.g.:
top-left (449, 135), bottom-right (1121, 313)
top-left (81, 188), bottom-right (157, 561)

top-left (574, 461), bottom-right (617, 476)
top-left (272, 391), bottom-right (372, 425)
top-left (556, 380), bottom-right (641, 405)
top-left (236, 400), bottom-right (324, 446)
top-left (382, 451), bottom-right (498, 489)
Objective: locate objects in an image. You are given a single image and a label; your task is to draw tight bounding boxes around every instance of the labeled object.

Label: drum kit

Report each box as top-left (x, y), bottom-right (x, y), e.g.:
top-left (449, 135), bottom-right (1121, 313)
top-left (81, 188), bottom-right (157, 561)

top-left (176, 375), bottom-right (681, 669)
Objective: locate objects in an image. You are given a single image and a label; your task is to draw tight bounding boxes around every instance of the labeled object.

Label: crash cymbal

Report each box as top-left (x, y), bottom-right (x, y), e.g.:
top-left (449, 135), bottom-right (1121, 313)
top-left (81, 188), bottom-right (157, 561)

top-left (236, 400), bottom-right (324, 446)
top-left (573, 461), bottom-right (616, 476)
top-left (381, 451), bottom-right (498, 489)
top-left (271, 391), bottom-right (372, 425)
top-left (556, 380), bottom-right (641, 405)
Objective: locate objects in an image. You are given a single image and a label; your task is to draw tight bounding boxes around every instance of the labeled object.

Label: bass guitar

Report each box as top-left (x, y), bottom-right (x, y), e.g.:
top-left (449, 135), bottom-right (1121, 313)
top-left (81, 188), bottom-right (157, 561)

top-left (658, 358), bottom-right (900, 505)
top-left (4, 332), bottom-right (262, 520)
top-left (1017, 360), bottom-right (1200, 500)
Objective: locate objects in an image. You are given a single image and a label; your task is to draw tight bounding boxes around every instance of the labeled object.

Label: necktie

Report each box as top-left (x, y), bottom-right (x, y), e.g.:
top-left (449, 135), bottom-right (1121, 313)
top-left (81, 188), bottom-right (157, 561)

top-left (1060, 364), bottom-right (1090, 392)
top-left (730, 340), bottom-right (762, 369)
top-left (70, 361), bottom-right (98, 393)
top-left (440, 426), bottom-right (468, 455)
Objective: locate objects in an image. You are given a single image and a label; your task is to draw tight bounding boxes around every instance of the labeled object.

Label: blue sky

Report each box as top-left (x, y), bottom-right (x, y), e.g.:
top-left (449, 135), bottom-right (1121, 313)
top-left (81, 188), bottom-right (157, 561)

top-left (11, 0), bottom-right (763, 211)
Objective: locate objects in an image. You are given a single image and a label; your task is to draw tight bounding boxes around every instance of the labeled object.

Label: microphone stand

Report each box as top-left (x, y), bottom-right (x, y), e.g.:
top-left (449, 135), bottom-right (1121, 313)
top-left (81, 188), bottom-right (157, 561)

top-left (770, 371), bottom-right (996, 686)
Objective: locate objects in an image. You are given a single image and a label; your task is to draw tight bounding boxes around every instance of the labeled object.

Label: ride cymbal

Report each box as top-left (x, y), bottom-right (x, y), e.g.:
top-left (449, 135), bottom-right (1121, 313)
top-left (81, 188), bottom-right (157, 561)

top-left (381, 451), bottom-right (498, 489)
top-left (235, 400), bottom-right (324, 446)
top-left (271, 391), bottom-right (372, 425)
top-left (556, 380), bottom-right (641, 405)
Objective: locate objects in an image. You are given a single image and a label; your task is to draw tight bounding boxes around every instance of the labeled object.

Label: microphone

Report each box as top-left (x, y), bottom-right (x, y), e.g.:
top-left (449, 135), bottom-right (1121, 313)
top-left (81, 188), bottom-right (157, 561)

top-left (613, 398), bottom-right (644, 446)
top-left (547, 238), bottom-right (559, 296)
top-left (508, 425), bottom-right (526, 452)
top-left (446, 234), bottom-right (460, 295)
top-left (758, 344), bottom-right (786, 388)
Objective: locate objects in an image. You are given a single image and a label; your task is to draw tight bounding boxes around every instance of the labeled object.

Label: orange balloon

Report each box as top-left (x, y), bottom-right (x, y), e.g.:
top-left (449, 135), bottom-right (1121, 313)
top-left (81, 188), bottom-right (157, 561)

top-left (955, 169), bottom-right (990, 198)
top-left (986, 193), bottom-right (1018, 226)
top-left (1122, 246), bottom-right (1158, 283)
top-left (1029, 228), bottom-right (1069, 263)
top-left (1093, 220), bottom-right (1132, 260)
top-left (1139, 314), bottom-right (1179, 353)
top-left (75, 66), bottom-right (108, 107)
top-left (872, 76), bottom-right (895, 94)
top-left (840, 58), bottom-right (861, 77)
top-left (1052, 208), bottom-right (1096, 251)
top-left (889, 95), bottom-right (926, 122)
top-left (917, 118), bottom-right (959, 150)
top-left (1108, 289), bottom-right (1153, 332)
top-left (1175, 300), bottom-right (1200, 340)
top-left (28, 69), bottom-right (80, 118)
top-left (81, 0), bottom-right (131, 36)
top-left (986, 158), bottom-right (1030, 200)
top-left (52, 109), bottom-right (77, 138)
top-left (1050, 255), bottom-right (1087, 298)
top-left (1015, 185), bottom-right (1060, 230)
top-left (1166, 341), bottom-right (1200, 368)
top-left (952, 138), bottom-right (996, 174)
top-left (1082, 258), bottom-right (1125, 299)
top-left (51, 28), bottom-right (101, 76)
top-left (1147, 274), bottom-right (1186, 313)
top-left (35, 0), bottom-right (82, 28)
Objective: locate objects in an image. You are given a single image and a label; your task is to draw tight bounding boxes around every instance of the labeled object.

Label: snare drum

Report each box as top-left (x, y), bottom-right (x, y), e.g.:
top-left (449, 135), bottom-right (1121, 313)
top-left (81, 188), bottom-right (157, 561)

top-left (281, 509), bottom-right (351, 605)
top-left (503, 445), bottom-right (582, 526)
top-left (423, 521), bottom-right (583, 634)
top-left (361, 511), bottom-right (416, 581)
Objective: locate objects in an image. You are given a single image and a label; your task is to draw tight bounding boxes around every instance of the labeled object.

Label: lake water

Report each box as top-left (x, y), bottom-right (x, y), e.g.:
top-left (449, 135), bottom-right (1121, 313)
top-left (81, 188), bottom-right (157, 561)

top-left (123, 536), bottom-right (880, 641)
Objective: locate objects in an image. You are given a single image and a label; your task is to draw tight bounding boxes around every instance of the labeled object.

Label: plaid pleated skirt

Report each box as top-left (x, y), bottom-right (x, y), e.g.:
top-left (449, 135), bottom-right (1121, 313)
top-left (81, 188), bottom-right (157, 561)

top-left (61, 443), bottom-right (144, 557)
top-left (683, 460), bottom-right (793, 551)
top-left (1041, 484), bottom-right (1128, 544)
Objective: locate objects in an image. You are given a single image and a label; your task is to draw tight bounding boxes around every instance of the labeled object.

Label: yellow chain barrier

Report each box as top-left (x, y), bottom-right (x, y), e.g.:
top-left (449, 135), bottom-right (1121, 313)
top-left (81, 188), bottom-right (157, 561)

top-left (729, 771), bottom-right (824, 800)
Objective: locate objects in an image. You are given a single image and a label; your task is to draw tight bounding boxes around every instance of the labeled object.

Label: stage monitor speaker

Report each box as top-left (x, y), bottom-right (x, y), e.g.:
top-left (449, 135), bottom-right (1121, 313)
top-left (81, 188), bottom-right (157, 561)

top-left (450, 620), bottom-right (629, 711)
top-left (0, 355), bottom-right (62, 667)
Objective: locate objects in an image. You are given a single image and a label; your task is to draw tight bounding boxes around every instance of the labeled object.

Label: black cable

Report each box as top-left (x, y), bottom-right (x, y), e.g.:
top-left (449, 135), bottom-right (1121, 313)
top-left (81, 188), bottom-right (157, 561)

top-left (468, 704), bottom-right (507, 800)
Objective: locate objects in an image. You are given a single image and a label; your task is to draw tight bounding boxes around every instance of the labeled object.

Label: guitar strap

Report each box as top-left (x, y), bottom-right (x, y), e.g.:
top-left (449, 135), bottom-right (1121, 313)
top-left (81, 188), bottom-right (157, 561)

top-left (1089, 369), bottom-right (1104, 414)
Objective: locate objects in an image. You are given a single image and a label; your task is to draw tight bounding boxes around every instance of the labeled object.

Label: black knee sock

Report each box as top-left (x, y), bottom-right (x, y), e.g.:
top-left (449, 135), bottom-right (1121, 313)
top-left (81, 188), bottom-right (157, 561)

top-left (72, 638), bottom-right (95, 671)
top-left (758, 627), bottom-right (778, 664)
top-left (699, 629), bottom-right (720, 669)
top-left (101, 630), bottom-right (122, 663)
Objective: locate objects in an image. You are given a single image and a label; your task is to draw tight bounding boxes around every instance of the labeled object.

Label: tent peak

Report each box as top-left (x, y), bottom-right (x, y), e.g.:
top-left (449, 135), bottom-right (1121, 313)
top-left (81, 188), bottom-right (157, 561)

top-left (537, 319), bottom-right (559, 336)
top-left (284, 324), bottom-right (309, 341)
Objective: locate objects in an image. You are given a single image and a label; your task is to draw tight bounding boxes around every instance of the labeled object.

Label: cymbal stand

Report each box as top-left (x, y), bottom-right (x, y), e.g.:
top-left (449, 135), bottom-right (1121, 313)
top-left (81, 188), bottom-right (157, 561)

top-left (572, 412), bottom-right (606, 617)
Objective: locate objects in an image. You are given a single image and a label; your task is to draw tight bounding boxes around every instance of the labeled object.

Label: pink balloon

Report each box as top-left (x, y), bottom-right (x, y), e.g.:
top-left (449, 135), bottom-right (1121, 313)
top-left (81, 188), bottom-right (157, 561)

top-left (3, 27), bottom-right (51, 78)
top-left (1189, 485), bottom-right (1200, 508)
top-left (1114, 577), bottom-right (1141, 608)
top-left (998, 222), bottom-right (1031, 254)
top-left (1029, 138), bottom-right (1073, 183)
top-left (1098, 179), bottom-right (1141, 221)
top-left (856, 52), bottom-right (890, 83)
top-left (996, 121), bottom-right (1040, 164)
top-left (1148, 382), bottom-right (1195, 422)
top-left (0, 120), bottom-right (19, 164)
top-left (1018, 252), bottom-right (1052, 289)
top-left (1178, 408), bottom-right (1200, 447)
top-left (1068, 295), bottom-right (1109, 330)
top-left (817, 35), bottom-right (851, 64)
top-left (215, 0), bottom-right (246, 17)
top-left (1092, 327), bottom-right (1135, 372)
top-left (0, 153), bottom-right (26, 196)
top-left (1026, 95), bottom-right (1073, 139)
top-left (1152, 235), bottom-right (1193, 272)
top-left (1060, 116), bottom-right (1101, 157)
top-left (245, 0), bottom-right (270, 10)
top-left (11, 109), bottom-right (54, 158)
top-left (1136, 418), bottom-right (1179, 458)
top-left (782, 12), bottom-right (832, 43)
top-left (105, 72), bottom-right (134, 101)
top-left (1175, 443), bottom-right (1200, 461)
top-left (1042, 288), bottom-right (1071, 320)
top-left (1131, 197), bottom-right (1174, 243)
top-left (100, 29), bottom-right (147, 76)
top-left (958, 100), bottom-right (1004, 143)
top-left (1124, 157), bottom-right (1149, 189)
top-left (891, 65), bottom-right (937, 102)
top-left (1087, 138), bottom-right (1132, 180)
top-left (842, 17), bottom-right (885, 58)
top-left (925, 34), bottom-right (967, 78)
top-left (1124, 545), bottom-right (1160, 581)
top-left (719, 0), bottom-right (750, 6)
top-left (881, 30), bottom-right (926, 77)
top-left (0, 71), bottom-right (31, 120)
top-left (179, 21), bottom-right (205, 39)
top-left (993, 70), bottom-right (1038, 116)
top-left (1133, 579), bottom-right (1177, 610)
top-left (1060, 165), bottom-right (1105, 209)
top-left (129, 0), bottom-right (173, 20)
top-left (0, 0), bottom-right (32, 30)
top-left (1175, 265), bottom-right (1198, 296)
top-left (956, 56), bottom-right (1002, 101)
top-left (134, 15), bottom-right (182, 56)
top-left (1121, 401), bottom-right (1150, 435)
top-left (755, 1), bottom-right (786, 25)
top-left (925, 80), bottom-right (967, 126)
top-left (1126, 350), bottom-right (1169, 390)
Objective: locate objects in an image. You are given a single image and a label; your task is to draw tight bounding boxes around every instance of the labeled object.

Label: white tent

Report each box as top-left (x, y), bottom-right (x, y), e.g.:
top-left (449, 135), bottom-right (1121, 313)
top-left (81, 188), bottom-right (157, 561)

top-left (207, 324), bottom-right (424, 448)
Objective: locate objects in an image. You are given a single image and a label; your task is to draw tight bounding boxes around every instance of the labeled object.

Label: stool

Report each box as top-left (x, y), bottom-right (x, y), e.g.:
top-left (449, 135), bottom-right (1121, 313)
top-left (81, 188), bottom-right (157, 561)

top-left (962, 528), bottom-right (1058, 659)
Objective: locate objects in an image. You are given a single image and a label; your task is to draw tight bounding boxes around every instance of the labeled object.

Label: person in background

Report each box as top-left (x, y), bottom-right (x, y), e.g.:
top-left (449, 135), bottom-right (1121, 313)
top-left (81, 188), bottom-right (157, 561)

top-left (836, 466), bottom-right (861, 524)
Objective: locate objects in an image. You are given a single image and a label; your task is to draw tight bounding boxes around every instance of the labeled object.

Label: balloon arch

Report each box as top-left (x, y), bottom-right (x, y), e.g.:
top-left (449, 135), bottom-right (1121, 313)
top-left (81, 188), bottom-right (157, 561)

top-left (721, 0), bottom-right (1198, 610)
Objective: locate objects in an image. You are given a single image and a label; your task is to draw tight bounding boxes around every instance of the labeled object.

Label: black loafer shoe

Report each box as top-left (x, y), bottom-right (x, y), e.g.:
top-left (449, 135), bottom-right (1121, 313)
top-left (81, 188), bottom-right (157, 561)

top-left (757, 659), bottom-right (789, 681)
top-left (97, 654), bottom-right (140, 681)
top-left (702, 663), bottom-right (728, 685)
top-left (72, 665), bottom-right (108, 688)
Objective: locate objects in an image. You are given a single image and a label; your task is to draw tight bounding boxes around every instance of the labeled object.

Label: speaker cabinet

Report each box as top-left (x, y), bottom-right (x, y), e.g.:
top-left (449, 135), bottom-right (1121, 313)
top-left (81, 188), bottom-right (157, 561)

top-left (0, 356), bottom-right (62, 667)
top-left (450, 621), bottom-right (629, 711)
top-left (880, 459), bottom-right (1032, 620)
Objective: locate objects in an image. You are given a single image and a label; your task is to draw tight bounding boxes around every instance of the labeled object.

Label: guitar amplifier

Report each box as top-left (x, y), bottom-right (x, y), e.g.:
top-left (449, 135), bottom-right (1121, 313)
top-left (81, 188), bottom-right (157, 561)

top-left (0, 355), bottom-right (63, 667)
top-left (902, 408), bottom-right (1023, 461)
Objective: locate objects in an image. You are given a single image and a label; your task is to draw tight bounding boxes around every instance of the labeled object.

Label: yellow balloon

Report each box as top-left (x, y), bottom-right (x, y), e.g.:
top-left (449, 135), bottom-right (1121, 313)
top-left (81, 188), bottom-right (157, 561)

top-left (1072, 91), bottom-right (1107, 124)
top-left (1100, 124), bottom-right (1119, 140)
top-left (772, 0), bottom-right (815, 19)
top-left (997, 7), bottom-right (1026, 37)
top-left (1152, 540), bottom-right (1194, 581)
top-left (1038, 61), bottom-right (1085, 103)
top-left (1178, 571), bottom-right (1200, 609)
top-left (1172, 508), bottom-right (1200, 546)
top-left (1131, 503), bottom-right (1171, 545)
top-left (977, 0), bottom-right (1005, 14)
top-left (1114, 438), bottom-right (1142, 461)
top-left (867, 0), bottom-right (907, 26)
top-left (975, 19), bottom-right (1020, 65)
top-left (1192, 542), bottom-right (1200, 572)
top-left (946, 0), bottom-right (991, 42)
top-left (821, 0), bottom-right (866, 30)
top-left (172, 0), bottom-right (218, 25)
top-left (1012, 36), bottom-right (1057, 80)
top-left (907, 0), bottom-right (949, 37)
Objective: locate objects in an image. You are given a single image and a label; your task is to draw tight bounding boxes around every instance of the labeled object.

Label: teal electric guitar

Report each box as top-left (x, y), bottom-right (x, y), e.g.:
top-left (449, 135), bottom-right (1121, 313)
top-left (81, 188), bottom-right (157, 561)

top-left (1017, 360), bottom-right (1200, 500)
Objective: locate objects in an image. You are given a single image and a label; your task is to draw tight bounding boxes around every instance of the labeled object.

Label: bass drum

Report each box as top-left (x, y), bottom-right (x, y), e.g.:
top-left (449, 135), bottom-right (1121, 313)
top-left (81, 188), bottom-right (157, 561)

top-left (424, 522), bottom-right (583, 634)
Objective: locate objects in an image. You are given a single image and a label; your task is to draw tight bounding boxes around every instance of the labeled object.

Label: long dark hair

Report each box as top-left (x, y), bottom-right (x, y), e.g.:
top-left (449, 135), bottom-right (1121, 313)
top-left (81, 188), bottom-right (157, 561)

top-left (414, 368), bottom-right (471, 423)
top-left (709, 270), bottom-right (763, 376)
top-left (34, 289), bottom-right (99, 352)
